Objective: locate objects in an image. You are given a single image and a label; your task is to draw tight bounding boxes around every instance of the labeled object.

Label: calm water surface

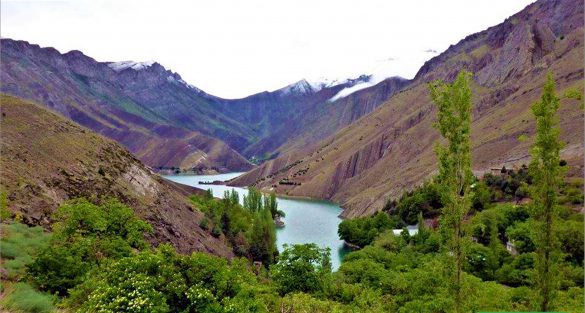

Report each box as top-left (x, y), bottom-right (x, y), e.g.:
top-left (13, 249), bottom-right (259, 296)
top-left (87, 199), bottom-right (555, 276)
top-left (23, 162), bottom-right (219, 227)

top-left (164, 172), bottom-right (349, 270)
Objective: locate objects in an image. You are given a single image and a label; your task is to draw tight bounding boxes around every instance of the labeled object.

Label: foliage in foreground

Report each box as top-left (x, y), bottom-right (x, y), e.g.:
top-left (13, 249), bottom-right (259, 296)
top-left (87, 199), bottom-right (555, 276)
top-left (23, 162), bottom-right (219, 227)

top-left (27, 198), bottom-right (152, 296)
top-left (431, 70), bottom-right (474, 313)
top-left (66, 245), bottom-right (271, 313)
top-left (0, 282), bottom-right (55, 313)
top-left (529, 72), bottom-right (564, 311)
top-left (271, 243), bottom-right (331, 295)
top-left (0, 223), bottom-right (55, 313)
top-left (0, 223), bottom-right (50, 279)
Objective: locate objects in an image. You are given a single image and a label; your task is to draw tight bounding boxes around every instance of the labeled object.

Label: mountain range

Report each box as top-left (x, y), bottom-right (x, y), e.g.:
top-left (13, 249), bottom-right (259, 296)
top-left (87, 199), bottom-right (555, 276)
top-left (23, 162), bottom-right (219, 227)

top-left (1, 0), bottom-right (583, 219)
top-left (1, 41), bottom-right (408, 173)
top-left (230, 0), bottom-right (584, 217)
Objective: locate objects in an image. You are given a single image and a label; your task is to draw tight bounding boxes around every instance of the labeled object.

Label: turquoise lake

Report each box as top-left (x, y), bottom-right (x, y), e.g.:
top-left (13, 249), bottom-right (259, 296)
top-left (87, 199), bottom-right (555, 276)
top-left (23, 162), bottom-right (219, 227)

top-left (163, 172), bottom-right (349, 270)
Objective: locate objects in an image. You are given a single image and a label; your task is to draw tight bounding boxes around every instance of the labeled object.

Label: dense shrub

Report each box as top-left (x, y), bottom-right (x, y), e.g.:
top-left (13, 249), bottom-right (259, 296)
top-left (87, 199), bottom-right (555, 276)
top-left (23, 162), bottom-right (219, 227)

top-left (472, 180), bottom-right (494, 211)
top-left (67, 245), bottom-right (268, 313)
top-left (483, 165), bottom-right (532, 202)
top-left (28, 199), bottom-right (152, 295)
top-left (338, 212), bottom-right (394, 247)
top-left (271, 243), bottom-right (331, 295)
top-left (394, 182), bottom-right (442, 225)
top-left (505, 221), bottom-right (536, 254)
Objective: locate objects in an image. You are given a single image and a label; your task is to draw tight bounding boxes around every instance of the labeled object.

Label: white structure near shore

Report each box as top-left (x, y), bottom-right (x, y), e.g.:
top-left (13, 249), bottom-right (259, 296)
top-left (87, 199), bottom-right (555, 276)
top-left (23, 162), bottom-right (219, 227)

top-left (392, 224), bottom-right (419, 236)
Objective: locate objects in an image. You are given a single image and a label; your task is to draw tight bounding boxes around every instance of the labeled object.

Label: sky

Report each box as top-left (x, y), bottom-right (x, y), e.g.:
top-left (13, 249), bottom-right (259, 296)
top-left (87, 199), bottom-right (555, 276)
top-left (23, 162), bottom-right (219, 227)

top-left (1, 0), bottom-right (535, 99)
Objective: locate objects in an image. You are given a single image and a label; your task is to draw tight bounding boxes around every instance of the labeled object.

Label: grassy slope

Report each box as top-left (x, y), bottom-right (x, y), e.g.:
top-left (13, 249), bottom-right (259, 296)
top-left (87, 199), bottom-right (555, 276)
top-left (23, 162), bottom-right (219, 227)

top-left (0, 94), bottom-right (233, 257)
top-left (0, 223), bottom-right (55, 313)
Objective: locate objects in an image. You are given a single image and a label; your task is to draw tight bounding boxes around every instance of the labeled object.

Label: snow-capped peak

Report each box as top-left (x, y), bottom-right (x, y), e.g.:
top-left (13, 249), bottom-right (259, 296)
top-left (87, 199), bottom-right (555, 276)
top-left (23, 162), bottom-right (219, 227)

top-left (276, 75), bottom-right (372, 96)
top-left (278, 79), bottom-right (316, 96)
top-left (108, 60), bottom-right (156, 72)
top-left (306, 75), bottom-right (370, 92)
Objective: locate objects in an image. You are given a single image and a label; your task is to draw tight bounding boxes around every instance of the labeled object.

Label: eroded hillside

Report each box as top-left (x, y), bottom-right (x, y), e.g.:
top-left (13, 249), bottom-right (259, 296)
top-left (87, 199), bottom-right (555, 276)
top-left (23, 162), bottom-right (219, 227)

top-left (0, 94), bottom-right (233, 257)
top-left (230, 0), bottom-right (584, 217)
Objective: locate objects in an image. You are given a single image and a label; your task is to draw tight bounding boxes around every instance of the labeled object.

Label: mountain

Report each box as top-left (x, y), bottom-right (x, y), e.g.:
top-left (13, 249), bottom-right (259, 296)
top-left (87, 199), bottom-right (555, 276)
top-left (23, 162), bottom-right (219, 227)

top-left (229, 75), bottom-right (410, 158)
top-left (230, 0), bottom-right (584, 218)
top-left (0, 94), bottom-right (233, 257)
top-left (0, 39), bottom-right (253, 173)
top-left (0, 39), bottom-right (410, 168)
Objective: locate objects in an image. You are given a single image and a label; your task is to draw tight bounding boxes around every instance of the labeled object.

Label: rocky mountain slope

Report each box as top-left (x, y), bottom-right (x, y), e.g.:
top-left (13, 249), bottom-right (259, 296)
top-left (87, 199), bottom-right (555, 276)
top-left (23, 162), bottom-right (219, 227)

top-left (0, 39), bottom-right (410, 168)
top-left (0, 40), bottom-right (253, 173)
top-left (230, 0), bottom-right (584, 218)
top-left (224, 76), bottom-right (410, 158)
top-left (0, 94), bottom-right (233, 257)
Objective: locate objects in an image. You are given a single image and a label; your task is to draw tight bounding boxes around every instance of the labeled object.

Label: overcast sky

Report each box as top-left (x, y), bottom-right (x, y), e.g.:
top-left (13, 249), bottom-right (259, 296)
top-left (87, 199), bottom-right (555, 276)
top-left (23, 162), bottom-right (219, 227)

top-left (2, 0), bottom-right (535, 99)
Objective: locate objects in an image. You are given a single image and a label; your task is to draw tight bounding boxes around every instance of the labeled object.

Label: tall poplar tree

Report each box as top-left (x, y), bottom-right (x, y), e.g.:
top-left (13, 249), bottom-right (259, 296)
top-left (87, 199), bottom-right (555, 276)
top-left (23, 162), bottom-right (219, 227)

top-left (430, 70), bottom-right (473, 313)
top-left (529, 72), bottom-right (563, 311)
top-left (263, 192), bottom-right (278, 218)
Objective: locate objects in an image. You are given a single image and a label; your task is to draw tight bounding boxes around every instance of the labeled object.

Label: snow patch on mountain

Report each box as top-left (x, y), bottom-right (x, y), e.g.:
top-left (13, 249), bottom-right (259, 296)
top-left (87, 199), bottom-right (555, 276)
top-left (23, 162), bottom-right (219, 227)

top-left (327, 58), bottom-right (407, 102)
top-left (278, 79), bottom-right (315, 96)
top-left (307, 76), bottom-right (369, 92)
top-left (108, 60), bottom-right (156, 72)
top-left (329, 79), bottom-right (375, 101)
top-left (167, 75), bottom-right (203, 92)
top-left (329, 75), bottom-right (407, 102)
top-left (274, 74), bottom-right (376, 97)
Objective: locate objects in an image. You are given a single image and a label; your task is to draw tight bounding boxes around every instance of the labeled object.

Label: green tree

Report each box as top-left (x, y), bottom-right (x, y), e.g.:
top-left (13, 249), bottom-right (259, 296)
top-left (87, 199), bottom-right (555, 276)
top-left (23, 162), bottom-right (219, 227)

top-left (249, 208), bottom-right (277, 265)
top-left (263, 192), bottom-right (279, 218)
top-left (430, 70), bottom-right (474, 313)
top-left (338, 212), bottom-right (394, 247)
top-left (223, 189), bottom-right (240, 206)
top-left (485, 217), bottom-right (506, 280)
top-left (529, 72), bottom-right (564, 311)
top-left (472, 180), bottom-right (493, 211)
top-left (271, 243), bottom-right (331, 295)
top-left (243, 187), bottom-right (263, 212)
top-left (68, 245), bottom-right (268, 313)
top-left (205, 188), bottom-right (214, 199)
top-left (28, 199), bottom-right (151, 295)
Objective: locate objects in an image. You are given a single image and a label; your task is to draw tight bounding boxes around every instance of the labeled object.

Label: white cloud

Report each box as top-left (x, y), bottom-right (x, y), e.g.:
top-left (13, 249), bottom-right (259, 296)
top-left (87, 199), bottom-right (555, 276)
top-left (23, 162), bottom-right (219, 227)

top-left (1, 0), bottom-right (535, 99)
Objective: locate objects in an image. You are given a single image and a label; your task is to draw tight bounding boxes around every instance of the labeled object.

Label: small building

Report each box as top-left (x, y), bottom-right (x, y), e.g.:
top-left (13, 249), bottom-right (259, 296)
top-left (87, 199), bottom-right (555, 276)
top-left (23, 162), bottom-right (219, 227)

top-left (491, 167), bottom-right (506, 176)
top-left (392, 224), bottom-right (419, 236)
top-left (506, 240), bottom-right (518, 255)
top-left (253, 261), bottom-right (263, 274)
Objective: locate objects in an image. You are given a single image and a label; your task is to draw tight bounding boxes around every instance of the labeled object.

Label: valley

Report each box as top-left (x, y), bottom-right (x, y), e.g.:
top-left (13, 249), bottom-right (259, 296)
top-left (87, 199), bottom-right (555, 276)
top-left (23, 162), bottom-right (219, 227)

top-left (1, 0), bottom-right (584, 311)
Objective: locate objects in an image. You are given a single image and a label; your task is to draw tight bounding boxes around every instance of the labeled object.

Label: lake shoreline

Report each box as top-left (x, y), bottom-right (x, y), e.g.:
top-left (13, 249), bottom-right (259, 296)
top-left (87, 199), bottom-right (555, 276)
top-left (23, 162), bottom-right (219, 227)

top-left (163, 172), bottom-right (348, 270)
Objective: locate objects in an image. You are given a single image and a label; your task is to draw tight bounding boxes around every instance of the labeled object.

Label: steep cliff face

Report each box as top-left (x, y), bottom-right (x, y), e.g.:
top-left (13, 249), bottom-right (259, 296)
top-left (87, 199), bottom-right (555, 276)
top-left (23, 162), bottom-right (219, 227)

top-left (231, 0), bottom-right (584, 218)
top-left (0, 94), bottom-right (233, 257)
top-left (0, 39), bottom-right (254, 173)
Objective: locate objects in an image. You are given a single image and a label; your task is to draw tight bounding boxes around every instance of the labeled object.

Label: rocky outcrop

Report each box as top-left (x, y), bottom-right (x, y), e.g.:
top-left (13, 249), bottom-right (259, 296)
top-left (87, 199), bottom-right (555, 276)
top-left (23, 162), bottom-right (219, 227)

top-left (0, 94), bottom-right (233, 258)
